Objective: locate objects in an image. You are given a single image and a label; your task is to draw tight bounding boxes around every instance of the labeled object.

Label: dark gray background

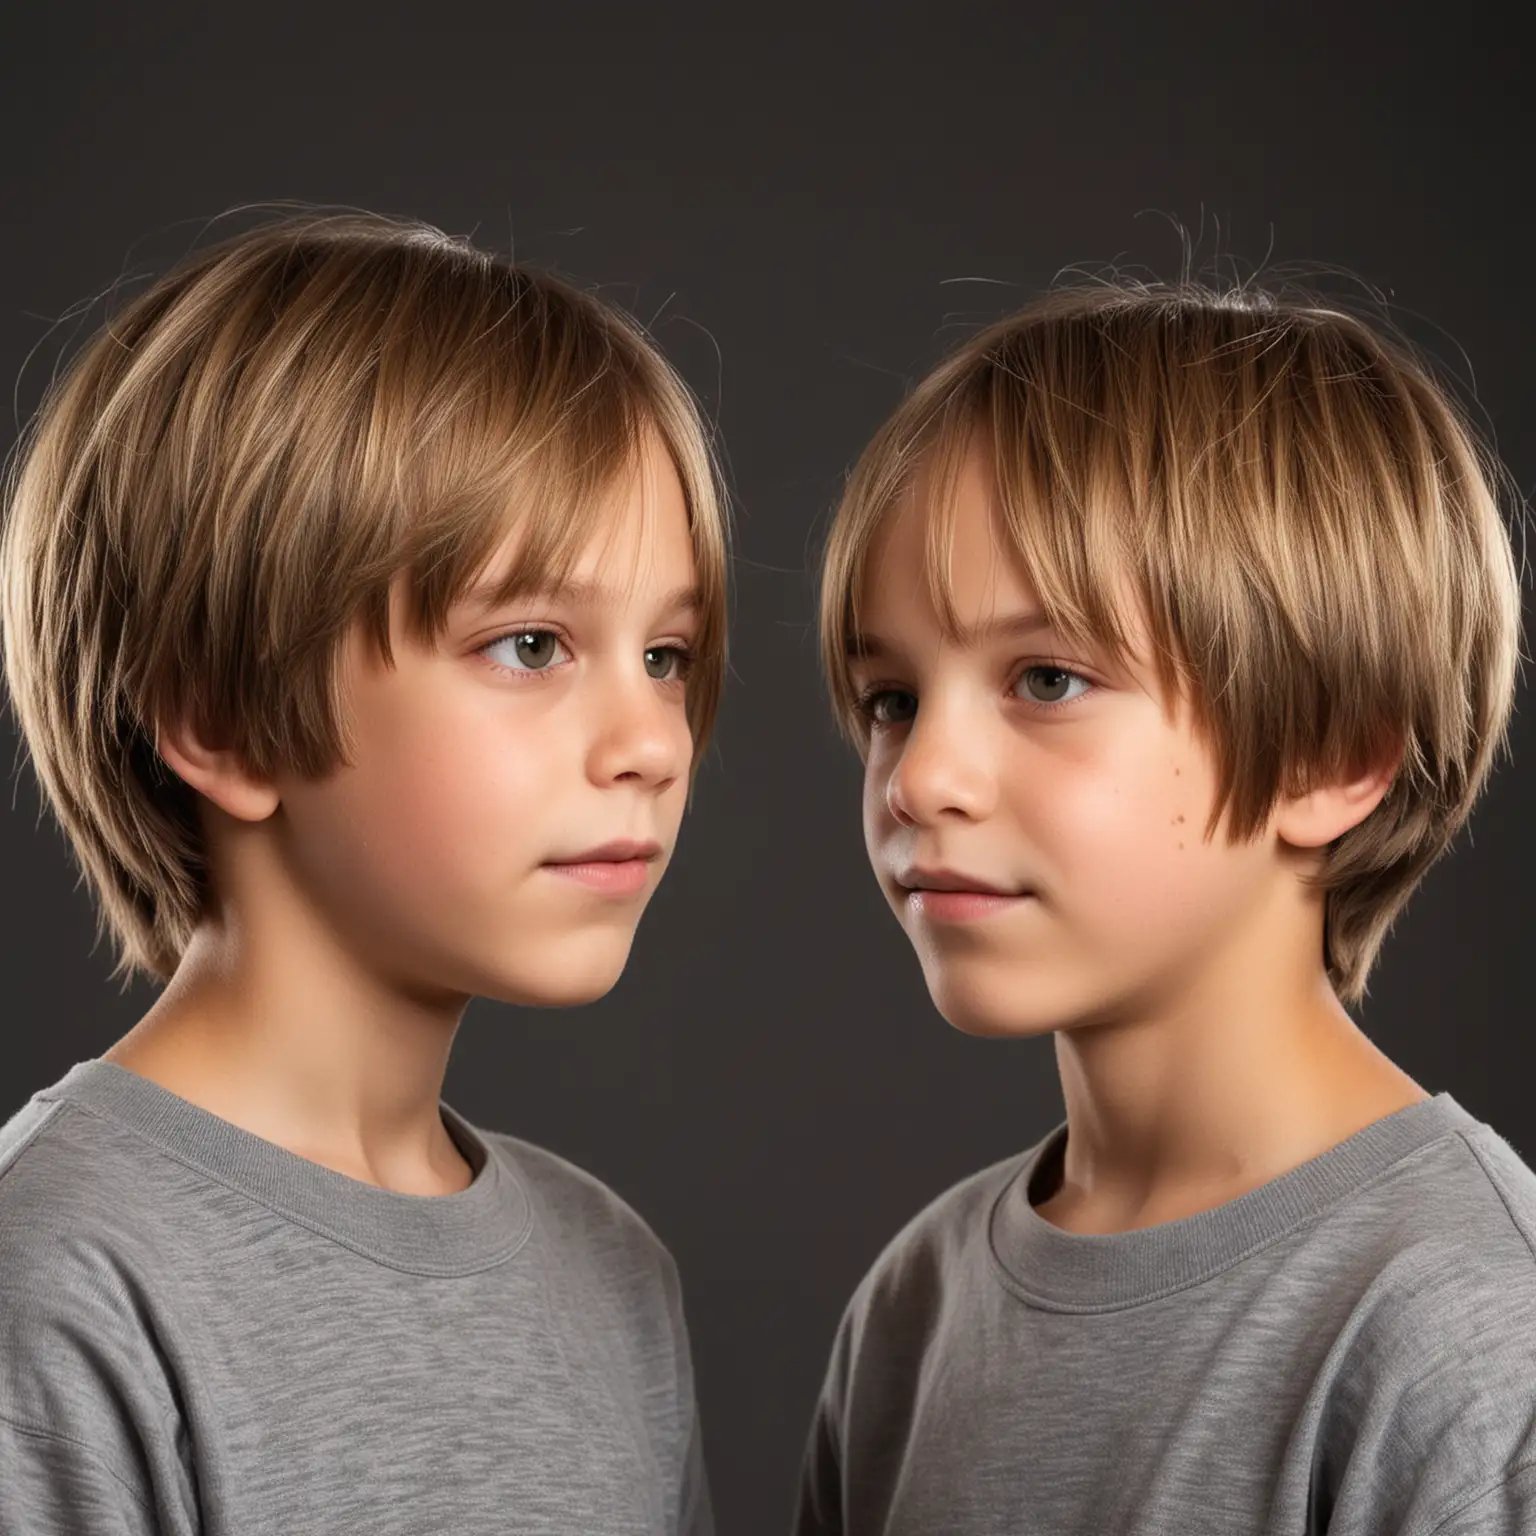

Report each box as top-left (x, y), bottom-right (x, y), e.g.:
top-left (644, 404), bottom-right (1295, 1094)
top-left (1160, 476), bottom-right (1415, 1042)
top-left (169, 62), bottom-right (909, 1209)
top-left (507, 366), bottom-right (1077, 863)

top-left (1, 5), bottom-right (1530, 1531)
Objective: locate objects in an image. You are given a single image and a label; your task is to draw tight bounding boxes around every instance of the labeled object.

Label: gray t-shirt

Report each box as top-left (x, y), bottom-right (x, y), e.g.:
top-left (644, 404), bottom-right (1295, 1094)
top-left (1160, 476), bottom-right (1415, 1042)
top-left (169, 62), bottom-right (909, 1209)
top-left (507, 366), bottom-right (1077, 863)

top-left (796, 1092), bottom-right (1536, 1535)
top-left (0, 1059), bottom-right (711, 1535)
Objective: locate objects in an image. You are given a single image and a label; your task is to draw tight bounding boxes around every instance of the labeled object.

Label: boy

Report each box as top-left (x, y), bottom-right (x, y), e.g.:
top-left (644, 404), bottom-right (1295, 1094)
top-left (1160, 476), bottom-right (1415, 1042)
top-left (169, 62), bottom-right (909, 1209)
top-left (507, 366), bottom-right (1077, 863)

top-left (796, 279), bottom-right (1533, 1534)
top-left (0, 210), bottom-right (726, 1534)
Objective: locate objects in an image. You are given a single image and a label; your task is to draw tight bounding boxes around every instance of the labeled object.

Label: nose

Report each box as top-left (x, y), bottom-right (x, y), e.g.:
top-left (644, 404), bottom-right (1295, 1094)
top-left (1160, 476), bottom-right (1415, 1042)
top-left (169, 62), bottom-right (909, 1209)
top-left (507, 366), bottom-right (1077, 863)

top-left (585, 665), bottom-right (690, 792)
top-left (882, 703), bottom-right (997, 827)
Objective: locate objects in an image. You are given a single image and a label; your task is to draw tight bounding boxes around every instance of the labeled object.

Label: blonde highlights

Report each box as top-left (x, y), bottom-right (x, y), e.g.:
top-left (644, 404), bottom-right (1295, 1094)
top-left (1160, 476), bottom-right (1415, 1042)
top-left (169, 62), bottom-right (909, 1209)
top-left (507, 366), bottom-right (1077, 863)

top-left (2, 210), bottom-right (729, 982)
top-left (821, 281), bottom-right (1524, 1005)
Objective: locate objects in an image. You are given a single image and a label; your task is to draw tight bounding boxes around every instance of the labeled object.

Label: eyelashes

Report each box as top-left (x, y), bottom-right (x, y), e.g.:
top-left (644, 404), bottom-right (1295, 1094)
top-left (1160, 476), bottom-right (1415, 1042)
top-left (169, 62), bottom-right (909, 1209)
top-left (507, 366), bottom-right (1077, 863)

top-left (853, 663), bottom-right (1095, 727)
top-left (479, 628), bottom-right (696, 685)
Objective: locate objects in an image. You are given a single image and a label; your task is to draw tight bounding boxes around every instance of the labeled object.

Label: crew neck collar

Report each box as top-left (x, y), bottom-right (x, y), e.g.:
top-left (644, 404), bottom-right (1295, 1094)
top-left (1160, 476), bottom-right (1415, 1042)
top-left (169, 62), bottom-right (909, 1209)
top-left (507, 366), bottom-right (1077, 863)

top-left (40, 1058), bottom-right (532, 1276)
top-left (989, 1091), bottom-right (1478, 1312)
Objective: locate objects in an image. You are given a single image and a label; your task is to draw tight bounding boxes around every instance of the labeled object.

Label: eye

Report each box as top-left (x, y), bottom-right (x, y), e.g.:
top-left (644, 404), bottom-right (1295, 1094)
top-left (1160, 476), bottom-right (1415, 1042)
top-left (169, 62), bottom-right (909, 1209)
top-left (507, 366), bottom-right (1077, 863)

top-left (1014, 665), bottom-right (1092, 707)
top-left (644, 646), bottom-right (693, 682)
top-left (484, 630), bottom-right (570, 672)
top-left (857, 688), bottom-right (917, 726)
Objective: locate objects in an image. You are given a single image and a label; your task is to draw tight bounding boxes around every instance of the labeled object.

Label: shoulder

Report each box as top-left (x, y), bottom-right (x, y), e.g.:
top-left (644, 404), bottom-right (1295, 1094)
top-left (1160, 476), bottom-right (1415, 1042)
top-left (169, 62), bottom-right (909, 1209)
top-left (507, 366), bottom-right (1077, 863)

top-left (1450, 1120), bottom-right (1536, 1257)
top-left (0, 1089), bottom-right (178, 1268)
top-left (803, 1144), bottom-right (1033, 1469)
top-left (478, 1128), bottom-right (699, 1416)
top-left (479, 1127), bottom-right (683, 1307)
top-left (0, 1091), bottom-right (185, 1474)
top-left (1344, 1117), bottom-right (1536, 1325)
top-left (838, 1146), bottom-right (1033, 1352)
top-left (485, 1130), bottom-right (671, 1260)
top-left (862, 1147), bottom-right (1031, 1293)
top-left (1378, 1115), bottom-right (1536, 1310)
top-left (1316, 1118), bottom-right (1536, 1530)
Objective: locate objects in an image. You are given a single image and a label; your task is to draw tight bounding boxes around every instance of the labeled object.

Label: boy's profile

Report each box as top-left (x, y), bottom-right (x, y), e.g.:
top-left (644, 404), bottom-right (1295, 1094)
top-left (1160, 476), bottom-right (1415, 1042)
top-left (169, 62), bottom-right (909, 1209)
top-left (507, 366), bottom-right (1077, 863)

top-left (0, 210), bottom-right (726, 1534)
top-left (796, 276), bottom-right (1534, 1534)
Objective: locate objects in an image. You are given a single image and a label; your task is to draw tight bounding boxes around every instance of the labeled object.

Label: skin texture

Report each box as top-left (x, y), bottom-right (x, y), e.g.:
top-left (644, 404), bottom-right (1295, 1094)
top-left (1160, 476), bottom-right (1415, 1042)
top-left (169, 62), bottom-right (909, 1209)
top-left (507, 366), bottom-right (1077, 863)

top-left (104, 433), bottom-right (698, 1194)
top-left (849, 439), bottom-right (1428, 1234)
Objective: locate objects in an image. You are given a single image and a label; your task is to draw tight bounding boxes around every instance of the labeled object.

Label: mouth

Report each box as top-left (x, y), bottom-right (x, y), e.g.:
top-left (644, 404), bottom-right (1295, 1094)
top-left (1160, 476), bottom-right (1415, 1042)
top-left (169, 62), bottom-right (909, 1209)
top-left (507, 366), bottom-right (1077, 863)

top-left (542, 839), bottom-right (663, 896)
top-left (894, 866), bottom-right (1036, 923)
top-left (896, 865), bottom-right (1026, 897)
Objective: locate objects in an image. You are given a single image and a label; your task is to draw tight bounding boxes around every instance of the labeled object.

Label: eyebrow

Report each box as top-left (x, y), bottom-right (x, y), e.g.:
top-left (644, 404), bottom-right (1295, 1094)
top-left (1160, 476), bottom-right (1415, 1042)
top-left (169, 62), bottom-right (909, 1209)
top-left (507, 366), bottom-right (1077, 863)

top-left (845, 609), bottom-right (1058, 660)
top-left (465, 577), bottom-right (703, 618)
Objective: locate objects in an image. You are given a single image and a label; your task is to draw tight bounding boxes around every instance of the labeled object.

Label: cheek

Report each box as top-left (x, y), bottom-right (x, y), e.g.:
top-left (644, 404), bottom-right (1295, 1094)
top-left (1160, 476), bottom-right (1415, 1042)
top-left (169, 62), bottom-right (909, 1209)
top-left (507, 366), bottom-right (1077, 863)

top-left (1039, 742), bottom-right (1253, 928)
top-left (311, 684), bottom-right (563, 889)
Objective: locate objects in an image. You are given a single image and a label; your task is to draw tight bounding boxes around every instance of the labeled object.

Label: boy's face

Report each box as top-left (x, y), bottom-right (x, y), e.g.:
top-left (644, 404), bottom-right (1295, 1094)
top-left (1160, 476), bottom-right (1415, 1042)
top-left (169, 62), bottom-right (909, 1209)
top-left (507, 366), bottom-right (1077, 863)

top-left (849, 440), bottom-right (1306, 1039)
top-left (272, 433), bottom-right (699, 1008)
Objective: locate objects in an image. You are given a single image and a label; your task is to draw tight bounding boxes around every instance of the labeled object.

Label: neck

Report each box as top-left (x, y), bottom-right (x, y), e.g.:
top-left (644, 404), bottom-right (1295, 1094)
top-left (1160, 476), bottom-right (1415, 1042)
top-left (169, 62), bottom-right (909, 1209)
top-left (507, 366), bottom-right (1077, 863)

top-left (1038, 878), bottom-right (1427, 1232)
top-left (104, 857), bottom-right (474, 1195)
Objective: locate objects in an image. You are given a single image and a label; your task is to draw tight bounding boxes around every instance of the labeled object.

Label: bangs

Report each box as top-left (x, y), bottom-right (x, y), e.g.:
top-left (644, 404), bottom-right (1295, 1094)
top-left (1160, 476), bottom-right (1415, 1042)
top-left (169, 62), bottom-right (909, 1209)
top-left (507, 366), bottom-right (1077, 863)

top-left (373, 341), bottom-right (730, 759)
top-left (150, 235), bottom-right (730, 775)
top-left (825, 368), bottom-right (1188, 748)
top-left (354, 264), bottom-right (729, 753)
top-left (365, 358), bottom-right (675, 645)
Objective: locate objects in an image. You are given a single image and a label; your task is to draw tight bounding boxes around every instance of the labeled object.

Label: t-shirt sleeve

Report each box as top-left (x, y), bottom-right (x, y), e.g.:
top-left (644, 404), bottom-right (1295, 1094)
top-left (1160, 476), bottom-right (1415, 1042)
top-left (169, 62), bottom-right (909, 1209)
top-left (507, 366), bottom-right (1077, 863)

top-left (792, 1299), bottom-right (856, 1536)
top-left (0, 1417), bottom-right (167, 1535)
top-left (677, 1399), bottom-right (714, 1536)
top-left (0, 1209), bottom-right (197, 1535)
top-left (651, 1236), bottom-right (713, 1536)
top-left (1416, 1460), bottom-right (1536, 1535)
top-left (1341, 1232), bottom-right (1536, 1536)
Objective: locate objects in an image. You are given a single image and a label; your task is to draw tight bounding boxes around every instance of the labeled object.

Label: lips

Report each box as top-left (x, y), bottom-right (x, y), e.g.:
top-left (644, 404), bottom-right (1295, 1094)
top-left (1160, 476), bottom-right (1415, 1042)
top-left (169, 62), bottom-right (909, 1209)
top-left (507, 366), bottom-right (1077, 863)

top-left (547, 839), bottom-right (662, 866)
top-left (895, 865), bottom-right (1028, 898)
top-left (541, 839), bottom-right (661, 897)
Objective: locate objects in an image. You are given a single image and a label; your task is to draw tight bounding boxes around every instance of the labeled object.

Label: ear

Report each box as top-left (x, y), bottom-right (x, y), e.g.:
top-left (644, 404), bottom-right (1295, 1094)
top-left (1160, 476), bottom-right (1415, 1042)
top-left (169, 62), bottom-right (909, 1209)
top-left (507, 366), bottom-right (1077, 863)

top-left (155, 717), bottom-right (281, 823)
top-left (1272, 740), bottom-right (1403, 851)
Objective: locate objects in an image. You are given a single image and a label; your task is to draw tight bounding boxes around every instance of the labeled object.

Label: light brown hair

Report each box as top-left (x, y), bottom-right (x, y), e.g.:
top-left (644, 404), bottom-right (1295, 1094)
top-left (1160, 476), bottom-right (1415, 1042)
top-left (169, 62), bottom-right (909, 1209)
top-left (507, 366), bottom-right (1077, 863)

top-left (2, 210), bottom-right (729, 982)
top-left (821, 279), bottom-right (1525, 1005)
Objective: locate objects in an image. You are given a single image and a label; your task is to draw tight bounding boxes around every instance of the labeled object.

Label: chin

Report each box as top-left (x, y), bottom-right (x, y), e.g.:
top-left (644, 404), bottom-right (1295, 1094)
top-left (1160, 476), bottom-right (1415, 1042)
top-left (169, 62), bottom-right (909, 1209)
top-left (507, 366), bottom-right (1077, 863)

top-left (484, 959), bottom-right (630, 1010)
top-left (501, 975), bottom-right (623, 1009)
top-left (478, 929), bottom-right (637, 1009)
top-left (923, 962), bottom-right (1073, 1041)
